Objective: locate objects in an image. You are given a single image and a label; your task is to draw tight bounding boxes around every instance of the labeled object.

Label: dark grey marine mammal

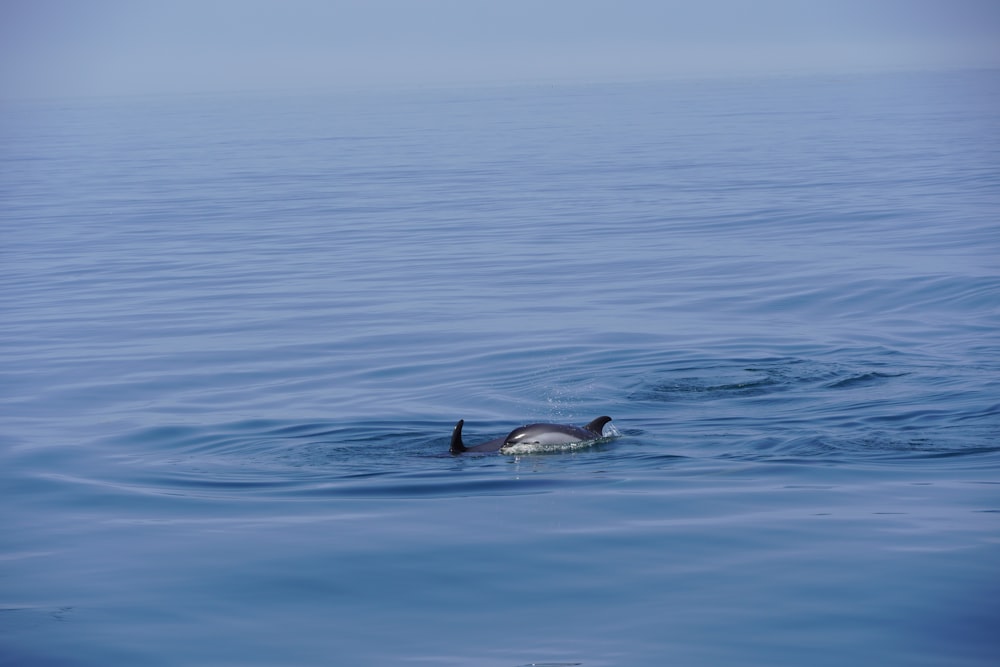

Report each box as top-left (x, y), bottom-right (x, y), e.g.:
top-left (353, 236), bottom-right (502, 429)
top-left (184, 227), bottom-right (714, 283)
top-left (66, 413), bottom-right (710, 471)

top-left (450, 416), bottom-right (612, 454)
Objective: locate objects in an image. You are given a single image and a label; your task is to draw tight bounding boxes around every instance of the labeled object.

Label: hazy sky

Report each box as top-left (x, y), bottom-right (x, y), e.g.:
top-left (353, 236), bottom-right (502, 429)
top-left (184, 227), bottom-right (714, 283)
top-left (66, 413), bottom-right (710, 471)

top-left (2, 0), bottom-right (999, 98)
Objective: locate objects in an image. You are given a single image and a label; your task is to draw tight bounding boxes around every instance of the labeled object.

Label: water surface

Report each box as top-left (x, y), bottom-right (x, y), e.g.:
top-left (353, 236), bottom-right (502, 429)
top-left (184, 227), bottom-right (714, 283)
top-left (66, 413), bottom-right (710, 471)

top-left (2, 70), bottom-right (999, 666)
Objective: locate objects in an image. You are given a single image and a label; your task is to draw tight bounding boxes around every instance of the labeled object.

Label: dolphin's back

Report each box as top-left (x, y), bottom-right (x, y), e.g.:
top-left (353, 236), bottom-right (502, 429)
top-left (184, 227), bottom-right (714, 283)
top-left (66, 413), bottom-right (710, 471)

top-left (451, 416), bottom-right (613, 454)
top-left (584, 416), bottom-right (612, 434)
top-left (504, 416), bottom-right (612, 447)
top-left (504, 423), bottom-right (591, 446)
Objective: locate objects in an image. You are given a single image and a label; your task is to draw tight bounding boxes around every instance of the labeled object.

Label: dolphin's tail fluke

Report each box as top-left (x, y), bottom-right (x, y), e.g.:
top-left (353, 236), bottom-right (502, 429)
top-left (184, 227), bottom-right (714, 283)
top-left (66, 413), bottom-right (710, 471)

top-left (450, 419), bottom-right (467, 454)
top-left (584, 416), bottom-right (612, 435)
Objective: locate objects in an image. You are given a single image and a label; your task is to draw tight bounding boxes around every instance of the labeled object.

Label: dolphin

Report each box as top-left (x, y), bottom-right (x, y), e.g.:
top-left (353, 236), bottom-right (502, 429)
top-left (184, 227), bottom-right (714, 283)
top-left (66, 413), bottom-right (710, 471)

top-left (450, 416), bottom-right (613, 454)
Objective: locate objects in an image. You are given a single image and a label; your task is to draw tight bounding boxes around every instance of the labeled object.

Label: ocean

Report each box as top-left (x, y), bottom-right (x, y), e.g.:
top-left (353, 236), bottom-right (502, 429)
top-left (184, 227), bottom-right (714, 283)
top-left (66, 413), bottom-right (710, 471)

top-left (1, 69), bottom-right (998, 666)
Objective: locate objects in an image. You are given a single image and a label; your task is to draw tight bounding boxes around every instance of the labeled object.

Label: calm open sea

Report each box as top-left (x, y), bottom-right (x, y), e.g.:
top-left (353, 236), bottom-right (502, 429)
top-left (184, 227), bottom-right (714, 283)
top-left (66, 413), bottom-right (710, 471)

top-left (2, 69), bottom-right (999, 666)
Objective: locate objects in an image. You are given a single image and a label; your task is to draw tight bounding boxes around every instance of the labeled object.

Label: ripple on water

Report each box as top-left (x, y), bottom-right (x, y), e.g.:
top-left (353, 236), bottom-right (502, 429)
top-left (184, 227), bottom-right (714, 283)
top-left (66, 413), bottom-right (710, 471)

top-left (84, 418), bottom-right (630, 501)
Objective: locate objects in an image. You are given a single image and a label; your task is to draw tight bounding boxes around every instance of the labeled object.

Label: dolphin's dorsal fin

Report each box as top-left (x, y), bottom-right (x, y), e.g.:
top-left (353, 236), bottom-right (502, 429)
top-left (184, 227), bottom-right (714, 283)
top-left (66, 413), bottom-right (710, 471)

top-left (450, 419), bottom-right (467, 454)
top-left (584, 416), bottom-right (612, 435)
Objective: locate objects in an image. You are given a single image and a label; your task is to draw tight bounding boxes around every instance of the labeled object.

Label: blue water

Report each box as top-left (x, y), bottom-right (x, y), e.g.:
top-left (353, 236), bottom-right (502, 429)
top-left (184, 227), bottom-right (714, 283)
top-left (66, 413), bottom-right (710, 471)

top-left (2, 70), bottom-right (999, 666)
